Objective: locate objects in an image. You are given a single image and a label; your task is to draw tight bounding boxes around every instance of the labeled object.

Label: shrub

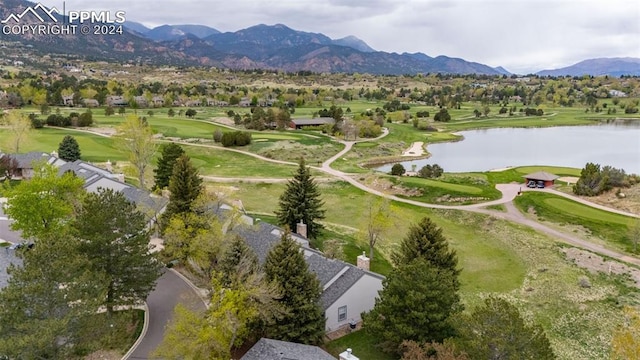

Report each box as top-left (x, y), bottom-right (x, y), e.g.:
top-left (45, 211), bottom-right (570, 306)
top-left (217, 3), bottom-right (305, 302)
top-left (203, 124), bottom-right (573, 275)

top-left (213, 129), bottom-right (223, 143)
top-left (391, 163), bottom-right (406, 176)
top-left (418, 164), bottom-right (444, 178)
top-left (220, 131), bottom-right (252, 147)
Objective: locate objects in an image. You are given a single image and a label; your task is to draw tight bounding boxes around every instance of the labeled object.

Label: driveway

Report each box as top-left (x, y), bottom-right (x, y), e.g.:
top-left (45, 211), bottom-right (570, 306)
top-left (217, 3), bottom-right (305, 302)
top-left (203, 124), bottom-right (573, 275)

top-left (125, 269), bottom-right (207, 359)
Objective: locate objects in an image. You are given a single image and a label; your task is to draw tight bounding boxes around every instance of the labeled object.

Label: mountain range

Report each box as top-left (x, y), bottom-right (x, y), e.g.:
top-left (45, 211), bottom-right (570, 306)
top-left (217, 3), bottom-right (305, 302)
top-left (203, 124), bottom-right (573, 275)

top-left (1, 0), bottom-right (638, 76)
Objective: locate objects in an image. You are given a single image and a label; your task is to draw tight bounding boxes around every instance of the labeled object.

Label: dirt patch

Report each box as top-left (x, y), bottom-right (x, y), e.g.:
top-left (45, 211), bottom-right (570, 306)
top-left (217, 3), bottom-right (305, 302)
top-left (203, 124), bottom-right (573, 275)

top-left (257, 140), bottom-right (339, 162)
top-left (88, 127), bottom-right (117, 136)
top-left (209, 116), bottom-right (234, 126)
top-left (557, 176), bottom-right (579, 184)
top-left (360, 174), bottom-right (422, 197)
top-left (569, 184), bottom-right (640, 215)
top-left (563, 247), bottom-right (640, 288)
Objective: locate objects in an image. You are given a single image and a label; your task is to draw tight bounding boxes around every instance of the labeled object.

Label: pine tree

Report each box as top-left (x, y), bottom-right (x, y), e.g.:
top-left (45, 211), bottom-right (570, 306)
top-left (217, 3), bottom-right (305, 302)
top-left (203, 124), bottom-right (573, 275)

top-left (275, 158), bottom-right (325, 238)
top-left (0, 231), bottom-right (100, 358)
top-left (264, 230), bottom-right (325, 345)
top-left (162, 154), bottom-right (203, 227)
top-left (218, 235), bottom-right (259, 287)
top-left (57, 134), bottom-right (81, 161)
top-left (74, 188), bottom-right (162, 315)
top-left (362, 259), bottom-right (461, 355)
top-left (454, 297), bottom-right (556, 360)
top-left (392, 217), bottom-right (461, 281)
top-left (153, 142), bottom-right (185, 190)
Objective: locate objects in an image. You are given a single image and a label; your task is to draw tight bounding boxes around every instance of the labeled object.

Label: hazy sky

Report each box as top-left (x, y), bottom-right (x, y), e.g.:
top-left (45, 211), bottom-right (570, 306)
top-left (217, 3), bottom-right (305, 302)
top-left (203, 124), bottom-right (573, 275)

top-left (60, 0), bottom-right (639, 74)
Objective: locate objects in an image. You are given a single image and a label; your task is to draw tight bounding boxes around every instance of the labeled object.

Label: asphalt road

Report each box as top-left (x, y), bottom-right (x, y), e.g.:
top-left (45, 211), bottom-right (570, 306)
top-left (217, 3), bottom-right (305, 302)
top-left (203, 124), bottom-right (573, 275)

top-left (125, 269), bottom-right (207, 359)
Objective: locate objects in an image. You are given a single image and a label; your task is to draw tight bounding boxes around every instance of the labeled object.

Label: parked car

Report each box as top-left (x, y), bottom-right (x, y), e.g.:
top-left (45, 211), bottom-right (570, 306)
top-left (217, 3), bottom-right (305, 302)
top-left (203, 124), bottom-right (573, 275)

top-left (537, 181), bottom-right (545, 188)
top-left (527, 180), bottom-right (536, 188)
top-left (8, 241), bottom-right (34, 251)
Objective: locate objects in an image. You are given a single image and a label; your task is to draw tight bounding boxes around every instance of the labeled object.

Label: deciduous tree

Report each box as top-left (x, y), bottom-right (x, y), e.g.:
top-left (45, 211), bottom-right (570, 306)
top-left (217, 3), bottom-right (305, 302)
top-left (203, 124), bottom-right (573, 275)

top-left (610, 306), bottom-right (640, 360)
top-left (360, 196), bottom-right (394, 260)
top-left (264, 230), bottom-right (325, 345)
top-left (153, 142), bottom-right (185, 190)
top-left (275, 158), bottom-right (325, 239)
top-left (401, 340), bottom-right (469, 360)
top-left (57, 134), bottom-right (81, 161)
top-left (117, 114), bottom-right (156, 189)
top-left (3, 163), bottom-right (85, 239)
top-left (1, 111), bottom-right (32, 153)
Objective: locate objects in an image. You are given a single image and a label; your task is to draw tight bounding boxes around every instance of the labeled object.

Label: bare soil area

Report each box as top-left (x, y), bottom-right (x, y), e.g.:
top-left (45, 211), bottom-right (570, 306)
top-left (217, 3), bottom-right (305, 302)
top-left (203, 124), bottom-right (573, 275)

top-left (209, 116), bottom-right (235, 126)
top-left (359, 174), bottom-right (422, 197)
top-left (568, 184), bottom-right (640, 215)
top-left (563, 247), bottom-right (640, 287)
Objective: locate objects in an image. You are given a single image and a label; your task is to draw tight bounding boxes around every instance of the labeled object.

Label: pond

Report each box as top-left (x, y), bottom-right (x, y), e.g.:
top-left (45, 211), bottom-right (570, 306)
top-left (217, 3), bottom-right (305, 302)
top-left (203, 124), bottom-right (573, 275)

top-left (376, 121), bottom-right (640, 174)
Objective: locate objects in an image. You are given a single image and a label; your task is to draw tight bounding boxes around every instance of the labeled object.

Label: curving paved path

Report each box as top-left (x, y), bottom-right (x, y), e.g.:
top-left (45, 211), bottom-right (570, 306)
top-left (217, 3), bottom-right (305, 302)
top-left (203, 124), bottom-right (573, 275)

top-left (125, 269), bottom-right (207, 359)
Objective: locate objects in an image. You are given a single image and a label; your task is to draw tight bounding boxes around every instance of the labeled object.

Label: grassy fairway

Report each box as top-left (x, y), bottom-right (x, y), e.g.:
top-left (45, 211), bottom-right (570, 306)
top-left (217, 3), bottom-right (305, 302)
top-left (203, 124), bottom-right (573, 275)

top-left (514, 192), bottom-right (638, 253)
top-left (0, 128), bottom-right (127, 162)
top-left (389, 174), bottom-right (502, 204)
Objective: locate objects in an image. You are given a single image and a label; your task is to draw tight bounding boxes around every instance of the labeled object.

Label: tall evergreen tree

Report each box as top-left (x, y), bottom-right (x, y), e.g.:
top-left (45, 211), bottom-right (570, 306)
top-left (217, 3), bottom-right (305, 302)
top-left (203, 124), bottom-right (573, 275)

top-left (362, 259), bottom-right (461, 355)
top-left (219, 235), bottom-right (259, 287)
top-left (392, 217), bottom-right (461, 281)
top-left (162, 154), bottom-right (203, 227)
top-left (454, 297), bottom-right (556, 360)
top-left (0, 231), bottom-right (100, 358)
top-left (57, 135), bottom-right (81, 161)
top-left (275, 158), bottom-right (325, 239)
top-left (264, 230), bottom-right (325, 345)
top-left (74, 188), bottom-right (162, 315)
top-left (153, 142), bottom-right (185, 190)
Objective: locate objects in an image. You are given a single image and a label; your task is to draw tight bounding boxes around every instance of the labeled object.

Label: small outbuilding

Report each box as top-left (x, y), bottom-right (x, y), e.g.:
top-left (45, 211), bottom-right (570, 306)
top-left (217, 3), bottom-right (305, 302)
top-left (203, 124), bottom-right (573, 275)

top-left (290, 117), bottom-right (336, 129)
top-left (522, 171), bottom-right (559, 188)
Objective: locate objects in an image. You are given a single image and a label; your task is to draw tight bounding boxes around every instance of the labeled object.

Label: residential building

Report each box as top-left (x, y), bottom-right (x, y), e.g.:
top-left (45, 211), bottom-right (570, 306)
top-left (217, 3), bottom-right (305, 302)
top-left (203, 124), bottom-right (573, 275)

top-left (221, 209), bottom-right (384, 335)
top-left (241, 338), bottom-right (335, 360)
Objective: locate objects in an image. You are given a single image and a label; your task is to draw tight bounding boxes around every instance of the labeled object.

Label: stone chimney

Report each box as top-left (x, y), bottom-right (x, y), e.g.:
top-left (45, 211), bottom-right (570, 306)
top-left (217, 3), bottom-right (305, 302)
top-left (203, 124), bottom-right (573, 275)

top-left (296, 220), bottom-right (307, 239)
top-left (339, 348), bottom-right (359, 360)
top-left (356, 252), bottom-right (370, 271)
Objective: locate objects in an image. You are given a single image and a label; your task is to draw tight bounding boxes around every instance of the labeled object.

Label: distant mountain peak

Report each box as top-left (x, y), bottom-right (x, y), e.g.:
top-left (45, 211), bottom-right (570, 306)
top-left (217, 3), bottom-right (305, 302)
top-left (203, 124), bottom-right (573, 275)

top-left (537, 57), bottom-right (640, 76)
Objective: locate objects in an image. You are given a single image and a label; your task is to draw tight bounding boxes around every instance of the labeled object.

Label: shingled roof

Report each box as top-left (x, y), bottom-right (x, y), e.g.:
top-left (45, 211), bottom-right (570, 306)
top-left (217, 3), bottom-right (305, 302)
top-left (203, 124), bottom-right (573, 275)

top-left (241, 338), bottom-right (335, 360)
top-left (231, 218), bottom-right (382, 311)
top-left (522, 171), bottom-right (559, 181)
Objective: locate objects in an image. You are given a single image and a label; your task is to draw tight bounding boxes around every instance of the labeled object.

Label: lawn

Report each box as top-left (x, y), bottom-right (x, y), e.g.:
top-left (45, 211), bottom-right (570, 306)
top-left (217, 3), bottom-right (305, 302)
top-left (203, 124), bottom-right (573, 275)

top-left (0, 127), bottom-right (128, 162)
top-left (389, 175), bottom-right (501, 205)
top-left (514, 192), bottom-right (638, 254)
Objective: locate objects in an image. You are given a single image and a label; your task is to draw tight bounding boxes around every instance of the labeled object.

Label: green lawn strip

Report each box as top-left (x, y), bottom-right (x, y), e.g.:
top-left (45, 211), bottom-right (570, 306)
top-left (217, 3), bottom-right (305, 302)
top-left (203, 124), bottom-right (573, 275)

top-left (388, 175), bottom-right (501, 205)
top-left (0, 128), bottom-right (128, 162)
top-left (325, 330), bottom-right (394, 360)
top-left (184, 145), bottom-right (299, 178)
top-left (514, 192), bottom-right (636, 253)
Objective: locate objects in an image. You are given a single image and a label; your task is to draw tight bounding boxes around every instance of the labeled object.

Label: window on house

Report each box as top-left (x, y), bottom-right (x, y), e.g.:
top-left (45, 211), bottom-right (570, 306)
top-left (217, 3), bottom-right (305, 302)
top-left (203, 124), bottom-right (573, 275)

top-left (338, 305), bottom-right (347, 322)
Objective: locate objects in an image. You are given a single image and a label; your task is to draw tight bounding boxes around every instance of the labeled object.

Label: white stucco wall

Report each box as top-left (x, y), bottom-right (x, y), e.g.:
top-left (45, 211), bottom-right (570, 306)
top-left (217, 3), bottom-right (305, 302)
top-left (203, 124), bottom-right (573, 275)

top-left (324, 274), bottom-right (383, 332)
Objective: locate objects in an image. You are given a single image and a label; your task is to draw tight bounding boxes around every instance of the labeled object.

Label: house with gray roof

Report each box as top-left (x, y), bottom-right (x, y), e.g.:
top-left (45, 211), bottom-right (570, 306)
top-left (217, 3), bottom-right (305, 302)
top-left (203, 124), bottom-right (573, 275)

top-left (241, 338), bottom-right (335, 360)
top-left (224, 212), bottom-right (384, 334)
top-left (3, 152), bottom-right (167, 223)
